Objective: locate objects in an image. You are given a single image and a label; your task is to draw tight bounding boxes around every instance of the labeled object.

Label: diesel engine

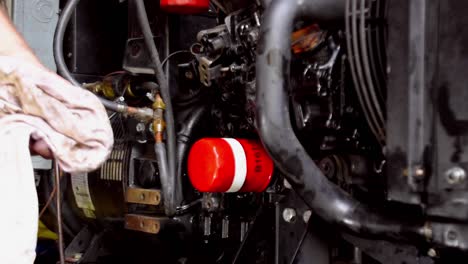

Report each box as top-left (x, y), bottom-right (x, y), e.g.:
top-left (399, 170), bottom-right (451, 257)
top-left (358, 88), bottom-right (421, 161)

top-left (28, 0), bottom-right (468, 263)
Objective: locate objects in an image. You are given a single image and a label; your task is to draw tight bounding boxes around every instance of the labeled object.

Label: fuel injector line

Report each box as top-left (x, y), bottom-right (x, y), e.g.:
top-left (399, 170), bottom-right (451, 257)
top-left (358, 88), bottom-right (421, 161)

top-left (256, 0), bottom-right (429, 241)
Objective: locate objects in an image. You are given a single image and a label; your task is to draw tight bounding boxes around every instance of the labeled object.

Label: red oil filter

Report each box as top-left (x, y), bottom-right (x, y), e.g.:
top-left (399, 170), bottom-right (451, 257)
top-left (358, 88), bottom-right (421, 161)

top-left (188, 138), bottom-right (274, 193)
top-left (160, 0), bottom-right (210, 14)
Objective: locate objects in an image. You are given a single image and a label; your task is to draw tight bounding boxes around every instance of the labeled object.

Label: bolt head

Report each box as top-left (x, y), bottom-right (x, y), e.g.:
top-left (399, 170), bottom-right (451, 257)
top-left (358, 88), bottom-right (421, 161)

top-left (185, 71), bottom-right (194, 79)
top-left (445, 229), bottom-right (460, 247)
top-left (446, 167), bottom-right (466, 184)
top-left (282, 208), bottom-right (297, 223)
top-left (427, 248), bottom-right (437, 258)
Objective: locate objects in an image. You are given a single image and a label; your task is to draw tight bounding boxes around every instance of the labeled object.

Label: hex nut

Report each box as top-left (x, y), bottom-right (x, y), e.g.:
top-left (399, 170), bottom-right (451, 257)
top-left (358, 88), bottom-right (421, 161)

top-left (446, 167), bottom-right (466, 185)
top-left (283, 208), bottom-right (297, 223)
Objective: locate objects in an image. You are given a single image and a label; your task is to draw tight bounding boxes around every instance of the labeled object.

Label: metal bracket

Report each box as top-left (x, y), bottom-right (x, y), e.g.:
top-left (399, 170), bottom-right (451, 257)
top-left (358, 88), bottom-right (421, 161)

top-left (125, 214), bottom-right (168, 234)
top-left (275, 190), bottom-right (329, 264)
top-left (125, 187), bottom-right (161, 205)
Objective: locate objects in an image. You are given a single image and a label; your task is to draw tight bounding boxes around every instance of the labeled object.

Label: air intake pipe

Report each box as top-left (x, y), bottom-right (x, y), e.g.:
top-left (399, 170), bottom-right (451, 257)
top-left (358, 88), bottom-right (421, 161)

top-left (256, 0), bottom-right (428, 241)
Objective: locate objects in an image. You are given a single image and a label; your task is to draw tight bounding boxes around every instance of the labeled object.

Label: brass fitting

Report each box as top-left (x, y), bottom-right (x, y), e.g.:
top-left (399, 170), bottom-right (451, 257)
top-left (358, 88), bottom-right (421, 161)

top-left (83, 81), bottom-right (116, 99)
top-left (152, 93), bottom-right (166, 143)
top-left (152, 94), bottom-right (166, 110)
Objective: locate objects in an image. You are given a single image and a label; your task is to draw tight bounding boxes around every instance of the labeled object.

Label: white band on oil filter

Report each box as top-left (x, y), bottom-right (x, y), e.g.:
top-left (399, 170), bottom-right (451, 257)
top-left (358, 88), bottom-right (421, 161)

top-left (222, 138), bottom-right (247, 192)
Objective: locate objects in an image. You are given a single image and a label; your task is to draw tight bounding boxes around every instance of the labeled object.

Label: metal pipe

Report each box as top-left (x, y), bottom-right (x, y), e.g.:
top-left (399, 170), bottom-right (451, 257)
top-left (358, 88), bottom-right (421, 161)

top-left (256, 0), bottom-right (427, 241)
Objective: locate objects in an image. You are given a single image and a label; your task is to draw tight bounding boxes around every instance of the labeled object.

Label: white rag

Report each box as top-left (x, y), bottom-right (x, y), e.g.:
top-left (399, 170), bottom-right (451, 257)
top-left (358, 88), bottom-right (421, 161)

top-left (0, 56), bottom-right (113, 263)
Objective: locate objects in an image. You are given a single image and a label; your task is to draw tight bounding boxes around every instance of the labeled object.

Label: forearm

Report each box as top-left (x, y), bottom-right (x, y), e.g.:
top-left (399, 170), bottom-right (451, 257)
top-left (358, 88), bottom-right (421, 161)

top-left (0, 6), bottom-right (41, 66)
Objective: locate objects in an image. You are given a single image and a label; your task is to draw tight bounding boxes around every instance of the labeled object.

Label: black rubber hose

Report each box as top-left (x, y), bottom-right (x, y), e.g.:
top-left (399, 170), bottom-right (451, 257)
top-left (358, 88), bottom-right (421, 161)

top-left (256, 0), bottom-right (427, 241)
top-left (53, 0), bottom-right (126, 113)
top-left (155, 142), bottom-right (175, 216)
top-left (176, 107), bottom-right (207, 205)
top-left (134, 0), bottom-right (177, 212)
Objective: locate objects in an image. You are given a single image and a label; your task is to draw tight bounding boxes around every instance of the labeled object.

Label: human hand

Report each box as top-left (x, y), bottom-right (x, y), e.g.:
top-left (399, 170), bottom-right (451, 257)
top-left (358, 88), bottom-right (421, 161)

top-left (30, 138), bottom-right (53, 159)
top-left (0, 55), bottom-right (53, 159)
top-left (1, 52), bottom-right (55, 160)
top-left (0, 9), bottom-right (113, 170)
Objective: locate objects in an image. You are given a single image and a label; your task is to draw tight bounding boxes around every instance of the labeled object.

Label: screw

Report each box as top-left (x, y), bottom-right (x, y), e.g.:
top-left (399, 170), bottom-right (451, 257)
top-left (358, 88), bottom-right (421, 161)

top-left (185, 71), bottom-right (194, 79)
top-left (446, 167), bottom-right (466, 184)
top-left (230, 64), bottom-right (245, 72)
top-left (303, 210), bottom-right (312, 223)
top-left (139, 193), bottom-right (146, 201)
top-left (282, 208), bottom-right (297, 223)
top-left (447, 230), bottom-right (458, 241)
top-left (427, 248), bottom-right (437, 258)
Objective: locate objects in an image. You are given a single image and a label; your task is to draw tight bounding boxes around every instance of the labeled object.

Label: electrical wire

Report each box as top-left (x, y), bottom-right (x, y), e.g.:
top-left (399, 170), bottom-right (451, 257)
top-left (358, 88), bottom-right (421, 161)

top-left (134, 0), bottom-right (178, 214)
top-left (161, 50), bottom-right (191, 68)
top-left (175, 198), bottom-right (202, 215)
top-left (55, 162), bottom-right (65, 264)
top-left (231, 207), bottom-right (263, 264)
top-left (38, 183), bottom-right (57, 219)
top-left (288, 220), bottom-right (310, 264)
